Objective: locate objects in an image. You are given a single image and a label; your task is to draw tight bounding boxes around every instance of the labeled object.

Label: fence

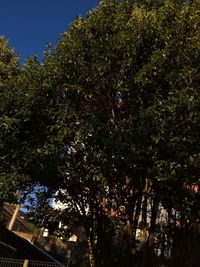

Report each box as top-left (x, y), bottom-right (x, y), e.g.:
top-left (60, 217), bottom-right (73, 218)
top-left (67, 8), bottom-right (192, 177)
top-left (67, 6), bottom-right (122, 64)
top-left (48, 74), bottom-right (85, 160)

top-left (0, 257), bottom-right (67, 267)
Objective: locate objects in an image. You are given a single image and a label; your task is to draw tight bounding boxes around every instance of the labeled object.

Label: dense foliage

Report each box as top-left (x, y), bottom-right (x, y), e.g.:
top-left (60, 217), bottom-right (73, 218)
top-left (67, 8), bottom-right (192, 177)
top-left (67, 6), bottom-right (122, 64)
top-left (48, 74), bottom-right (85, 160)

top-left (1, 1), bottom-right (200, 266)
top-left (0, 37), bottom-right (22, 204)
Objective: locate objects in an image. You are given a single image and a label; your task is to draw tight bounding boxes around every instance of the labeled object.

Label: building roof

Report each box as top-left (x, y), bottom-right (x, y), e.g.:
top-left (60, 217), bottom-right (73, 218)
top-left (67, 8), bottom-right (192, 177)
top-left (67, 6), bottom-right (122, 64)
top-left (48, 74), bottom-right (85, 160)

top-left (0, 223), bottom-right (54, 261)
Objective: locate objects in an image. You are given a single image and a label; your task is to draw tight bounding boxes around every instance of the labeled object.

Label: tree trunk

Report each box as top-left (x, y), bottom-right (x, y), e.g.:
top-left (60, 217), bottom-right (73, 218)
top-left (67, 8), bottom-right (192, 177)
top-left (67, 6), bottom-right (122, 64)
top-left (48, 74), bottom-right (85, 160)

top-left (143, 193), bottom-right (159, 267)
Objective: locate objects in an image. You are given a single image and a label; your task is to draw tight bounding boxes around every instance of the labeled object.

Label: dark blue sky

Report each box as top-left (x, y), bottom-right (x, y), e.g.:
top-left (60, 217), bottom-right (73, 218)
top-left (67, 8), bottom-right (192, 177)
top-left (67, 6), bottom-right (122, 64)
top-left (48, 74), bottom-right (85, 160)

top-left (0, 0), bottom-right (100, 63)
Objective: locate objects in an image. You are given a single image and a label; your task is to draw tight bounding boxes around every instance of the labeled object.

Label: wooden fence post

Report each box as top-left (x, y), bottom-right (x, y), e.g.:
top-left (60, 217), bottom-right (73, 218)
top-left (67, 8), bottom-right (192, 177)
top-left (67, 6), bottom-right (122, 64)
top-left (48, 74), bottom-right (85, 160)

top-left (23, 259), bottom-right (29, 267)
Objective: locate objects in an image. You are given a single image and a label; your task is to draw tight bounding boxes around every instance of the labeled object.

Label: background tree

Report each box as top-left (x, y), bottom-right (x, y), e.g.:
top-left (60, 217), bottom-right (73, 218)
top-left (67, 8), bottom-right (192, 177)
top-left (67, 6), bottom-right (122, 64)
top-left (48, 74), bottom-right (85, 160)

top-left (0, 36), bottom-right (22, 205)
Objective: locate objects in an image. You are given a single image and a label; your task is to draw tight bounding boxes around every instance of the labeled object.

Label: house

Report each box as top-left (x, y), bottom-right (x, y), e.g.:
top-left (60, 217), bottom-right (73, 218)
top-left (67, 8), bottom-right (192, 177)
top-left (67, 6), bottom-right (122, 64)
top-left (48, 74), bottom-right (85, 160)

top-left (0, 204), bottom-right (75, 264)
top-left (0, 204), bottom-right (35, 241)
top-left (0, 222), bottom-right (57, 261)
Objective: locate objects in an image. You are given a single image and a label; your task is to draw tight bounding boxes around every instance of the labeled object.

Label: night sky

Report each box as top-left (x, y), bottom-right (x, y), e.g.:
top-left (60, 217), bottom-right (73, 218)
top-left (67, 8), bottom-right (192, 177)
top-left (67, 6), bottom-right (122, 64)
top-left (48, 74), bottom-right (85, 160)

top-left (0, 0), bottom-right (100, 63)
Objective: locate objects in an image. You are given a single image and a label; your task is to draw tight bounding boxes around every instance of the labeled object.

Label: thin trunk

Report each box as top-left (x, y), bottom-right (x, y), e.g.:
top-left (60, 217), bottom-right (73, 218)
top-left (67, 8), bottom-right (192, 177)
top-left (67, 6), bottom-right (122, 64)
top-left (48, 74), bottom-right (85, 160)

top-left (85, 218), bottom-right (96, 267)
top-left (147, 194), bottom-right (159, 247)
top-left (141, 178), bottom-right (151, 244)
top-left (143, 194), bottom-right (159, 267)
top-left (88, 238), bottom-right (95, 267)
top-left (133, 190), bottom-right (142, 240)
top-left (141, 194), bottom-right (148, 243)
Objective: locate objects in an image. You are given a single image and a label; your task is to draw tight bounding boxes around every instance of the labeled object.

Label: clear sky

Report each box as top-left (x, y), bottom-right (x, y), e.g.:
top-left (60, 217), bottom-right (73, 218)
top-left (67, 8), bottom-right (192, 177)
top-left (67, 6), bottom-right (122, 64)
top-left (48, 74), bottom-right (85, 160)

top-left (0, 0), bottom-right (100, 63)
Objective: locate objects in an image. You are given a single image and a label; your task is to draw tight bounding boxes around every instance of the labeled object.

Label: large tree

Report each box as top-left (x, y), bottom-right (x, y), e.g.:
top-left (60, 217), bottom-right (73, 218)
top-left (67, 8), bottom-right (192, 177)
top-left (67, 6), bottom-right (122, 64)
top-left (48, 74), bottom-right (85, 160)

top-left (2, 1), bottom-right (200, 266)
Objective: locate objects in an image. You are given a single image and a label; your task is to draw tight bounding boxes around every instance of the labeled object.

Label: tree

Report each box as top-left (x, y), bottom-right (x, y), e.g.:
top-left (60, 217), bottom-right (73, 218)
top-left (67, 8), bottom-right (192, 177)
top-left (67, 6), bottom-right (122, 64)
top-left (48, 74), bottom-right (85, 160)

top-left (2, 1), bottom-right (200, 266)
